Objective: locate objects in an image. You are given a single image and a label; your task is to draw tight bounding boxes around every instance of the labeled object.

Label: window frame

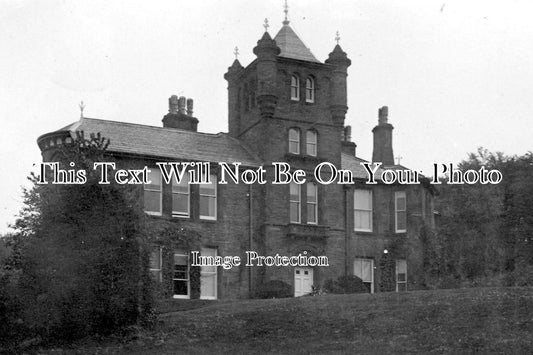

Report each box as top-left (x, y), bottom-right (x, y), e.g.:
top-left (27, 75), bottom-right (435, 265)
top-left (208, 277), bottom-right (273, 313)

top-left (144, 169), bottom-right (162, 216)
top-left (173, 251), bottom-right (190, 299)
top-left (288, 128), bottom-right (300, 154)
top-left (200, 247), bottom-right (218, 300)
top-left (199, 174), bottom-right (217, 220)
top-left (290, 182), bottom-right (301, 224)
top-left (306, 182), bottom-right (318, 225)
top-left (354, 258), bottom-right (374, 294)
top-left (305, 77), bottom-right (315, 103)
top-left (172, 174), bottom-right (190, 218)
top-left (306, 130), bottom-right (317, 157)
top-left (290, 75), bottom-right (300, 101)
top-left (396, 259), bottom-right (407, 292)
top-left (354, 189), bottom-right (373, 232)
top-left (395, 191), bottom-right (407, 233)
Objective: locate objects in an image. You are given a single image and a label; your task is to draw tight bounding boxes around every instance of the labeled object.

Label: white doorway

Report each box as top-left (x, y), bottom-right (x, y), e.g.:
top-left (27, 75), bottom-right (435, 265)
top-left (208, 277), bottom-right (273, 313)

top-left (294, 267), bottom-right (313, 297)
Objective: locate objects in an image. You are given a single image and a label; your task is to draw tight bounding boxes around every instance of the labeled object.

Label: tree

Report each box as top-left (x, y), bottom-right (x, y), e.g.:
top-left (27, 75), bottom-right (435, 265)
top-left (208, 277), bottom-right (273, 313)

top-left (11, 132), bottom-right (153, 343)
top-left (433, 148), bottom-right (533, 287)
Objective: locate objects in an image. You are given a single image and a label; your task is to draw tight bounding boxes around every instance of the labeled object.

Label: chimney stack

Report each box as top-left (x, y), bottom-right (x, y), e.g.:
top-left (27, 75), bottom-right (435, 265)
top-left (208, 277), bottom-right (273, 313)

top-left (341, 125), bottom-right (357, 156)
top-left (372, 106), bottom-right (394, 165)
top-left (162, 94), bottom-right (199, 131)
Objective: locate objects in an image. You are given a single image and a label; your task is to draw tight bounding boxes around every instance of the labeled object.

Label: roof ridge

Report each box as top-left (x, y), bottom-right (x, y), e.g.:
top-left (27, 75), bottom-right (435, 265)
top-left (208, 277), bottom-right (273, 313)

top-left (71, 117), bottom-right (223, 138)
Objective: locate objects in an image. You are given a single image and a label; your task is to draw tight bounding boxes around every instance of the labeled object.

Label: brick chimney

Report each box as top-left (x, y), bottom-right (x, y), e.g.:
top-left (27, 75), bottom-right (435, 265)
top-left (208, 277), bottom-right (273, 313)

top-left (162, 95), bottom-right (199, 131)
top-left (341, 125), bottom-right (357, 156)
top-left (372, 106), bottom-right (394, 165)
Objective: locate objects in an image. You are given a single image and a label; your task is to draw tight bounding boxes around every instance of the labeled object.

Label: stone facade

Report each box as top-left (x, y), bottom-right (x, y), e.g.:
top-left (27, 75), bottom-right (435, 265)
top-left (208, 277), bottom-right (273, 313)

top-left (37, 18), bottom-right (437, 300)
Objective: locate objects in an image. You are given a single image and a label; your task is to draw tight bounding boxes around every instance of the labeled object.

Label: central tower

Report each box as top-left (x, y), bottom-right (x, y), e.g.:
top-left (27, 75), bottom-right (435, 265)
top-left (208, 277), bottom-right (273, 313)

top-left (224, 12), bottom-right (351, 167)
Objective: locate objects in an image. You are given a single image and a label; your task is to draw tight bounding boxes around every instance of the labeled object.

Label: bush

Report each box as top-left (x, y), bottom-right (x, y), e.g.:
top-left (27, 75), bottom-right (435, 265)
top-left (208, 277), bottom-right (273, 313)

top-left (0, 270), bottom-right (26, 350)
top-left (324, 275), bottom-right (368, 294)
top-left (253, 280), bottom-right (293, 299)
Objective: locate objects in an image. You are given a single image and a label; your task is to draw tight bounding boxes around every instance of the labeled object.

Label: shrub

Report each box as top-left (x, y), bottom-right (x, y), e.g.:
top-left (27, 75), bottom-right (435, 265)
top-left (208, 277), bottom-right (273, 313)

top-left (324, 275), bottom-right (368, 294)
top-left (253, 280), bottom-right (293, 299)
top-left (0, 269), bottom-right (27, 350)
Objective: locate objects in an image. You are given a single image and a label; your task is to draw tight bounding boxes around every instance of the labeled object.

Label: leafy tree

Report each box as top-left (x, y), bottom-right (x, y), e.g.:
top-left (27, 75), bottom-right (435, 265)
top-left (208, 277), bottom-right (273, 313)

top-left (433, 148), bottom-right (533, 287)
top-left (10, 132), bottom-right (153, 344)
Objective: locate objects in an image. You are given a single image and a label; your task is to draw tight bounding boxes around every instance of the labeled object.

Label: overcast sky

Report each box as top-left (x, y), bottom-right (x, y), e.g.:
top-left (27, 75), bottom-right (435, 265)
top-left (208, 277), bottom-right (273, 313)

top-left (1, 0), bottom-right (532, 234)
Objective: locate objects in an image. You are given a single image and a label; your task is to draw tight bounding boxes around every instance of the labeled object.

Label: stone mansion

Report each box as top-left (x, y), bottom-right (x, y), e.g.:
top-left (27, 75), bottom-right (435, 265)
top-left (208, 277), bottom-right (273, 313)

top-left (38, 14), bottom-right (436, 299)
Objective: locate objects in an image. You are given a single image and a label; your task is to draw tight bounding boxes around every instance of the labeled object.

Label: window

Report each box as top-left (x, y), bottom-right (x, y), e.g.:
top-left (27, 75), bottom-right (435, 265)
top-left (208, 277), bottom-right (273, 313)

top-left (149, 246), bottom-right (162, 282)
top-left (200, 247), bottom-right (217, 299)
top-left (173, 251), bottom-right (189, 298)
top-left (306, 130), bottom-right (317, 156)
top-left (290, 182), bottom-right (301, 223)
top-left (290, 75), bottom-right (300, 100)
top-left (354, 190), bottom-right (372, 232)
top-left (396, 259), bottom-right (407, 292)
top-left (354, 258), bottom-right (374, 293)
top-left (306, 183), bottom-right (317, 224)
top-left (200, 174), bottom-right (217, 220)
top-left (172, 174), bottom-right (190, 217)
top-left (144, 169), bottom-right (162, 215)
top-left (289, 128), bottom-right (300, 154)
top-left (395, 191), bottom-right (407, 232)
top-left (305, 77), bottom-right (315, 103)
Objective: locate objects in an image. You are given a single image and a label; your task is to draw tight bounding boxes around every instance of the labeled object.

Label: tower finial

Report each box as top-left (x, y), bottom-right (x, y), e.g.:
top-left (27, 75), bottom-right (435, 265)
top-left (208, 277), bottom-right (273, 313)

top-left (335, 31), bottom-right (341, 45)
top-left (79, 100), bottom-right (85, 119)
top-left (234, 46), bottom-right (239, 59)
top-left (283, 0), bottom-right (290, 25)
top-left (263, 18), bottom-right (270, 32)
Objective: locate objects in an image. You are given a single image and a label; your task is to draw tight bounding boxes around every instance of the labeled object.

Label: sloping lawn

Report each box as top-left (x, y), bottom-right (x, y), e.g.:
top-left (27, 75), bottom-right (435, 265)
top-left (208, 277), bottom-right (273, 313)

top-left (42, 287), bottom-right (533, 354)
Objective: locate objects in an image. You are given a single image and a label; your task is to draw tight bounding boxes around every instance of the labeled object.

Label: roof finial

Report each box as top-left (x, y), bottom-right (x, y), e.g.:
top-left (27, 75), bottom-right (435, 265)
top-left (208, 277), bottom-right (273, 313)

top-left (79, 100), bottom-right (85, 119)
top-left (234, 46), bottom-right (239, 59)
top-left (283, 0), bottom-right (290, 25)
top-left (396, 156), bottom-right (403, 165)
top-left (335, 31), bottom-right (341, 45)
top-left (263, 18), bottom-right (270, 32)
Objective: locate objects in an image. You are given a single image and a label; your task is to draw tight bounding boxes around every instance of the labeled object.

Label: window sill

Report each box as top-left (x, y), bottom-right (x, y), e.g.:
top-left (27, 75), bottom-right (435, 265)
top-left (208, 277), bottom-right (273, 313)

top-left (172, 214), bottom-right (191, 219)
top-left (199, 217), bottom-right (218, 223)
top-left (145, 211), bottom-right (162, 216)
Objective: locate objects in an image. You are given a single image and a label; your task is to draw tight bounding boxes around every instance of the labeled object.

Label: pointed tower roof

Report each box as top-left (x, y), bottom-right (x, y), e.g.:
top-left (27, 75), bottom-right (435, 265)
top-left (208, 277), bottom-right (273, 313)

top-left (274, 23), bottom-right (320, 63)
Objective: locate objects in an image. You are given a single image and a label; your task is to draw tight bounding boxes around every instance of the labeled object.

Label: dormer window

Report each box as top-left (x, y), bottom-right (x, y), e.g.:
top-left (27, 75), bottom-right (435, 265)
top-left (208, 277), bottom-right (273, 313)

top-left (291, 75), bottom-right (300, 101)
top-left (306, 130), bottom-right (317, 156)
top-left (305, 77), bottom-right (315, 103)
top-left (289, 128), bottom-right (300, 154)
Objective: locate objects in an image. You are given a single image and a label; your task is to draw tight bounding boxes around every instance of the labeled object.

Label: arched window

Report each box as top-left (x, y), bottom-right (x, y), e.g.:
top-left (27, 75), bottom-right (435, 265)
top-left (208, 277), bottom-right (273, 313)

top-left (291, 75), bottom-right (300, 101)
top-left (306, 130), bottom-right (317, 156)
top-left (305, 77), bottom-right (315, 103)
top-left (289, 128), bottom-right (300, 154)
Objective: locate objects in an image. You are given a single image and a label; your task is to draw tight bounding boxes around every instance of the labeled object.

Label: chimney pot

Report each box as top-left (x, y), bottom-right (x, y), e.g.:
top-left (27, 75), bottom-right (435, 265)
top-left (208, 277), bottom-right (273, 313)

top-left (186, 98), bottom-right (194, 116)
top-left (344, 126), bottom-right (352, 142)
top-left (169, 95), bottom-right (179, 114)
top-left (378, 106), bottom-right (389, 124)
top-left (178, 96), bottom-right (186, 114)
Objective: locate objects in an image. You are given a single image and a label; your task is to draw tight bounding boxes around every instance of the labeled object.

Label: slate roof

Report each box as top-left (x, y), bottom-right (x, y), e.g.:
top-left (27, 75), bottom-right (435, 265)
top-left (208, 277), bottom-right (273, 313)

top-left (341, 153), bottom-right (387, 181)
top-left (274, 24), bottom-right (320, 63)
top-left (50, 118), bottom-right (261, 166)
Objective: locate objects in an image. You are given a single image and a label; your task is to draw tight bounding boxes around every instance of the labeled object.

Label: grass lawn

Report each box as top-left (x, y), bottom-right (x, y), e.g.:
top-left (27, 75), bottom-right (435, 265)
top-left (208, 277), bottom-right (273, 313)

top-left (42, 287), bottom-right (532, 354)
